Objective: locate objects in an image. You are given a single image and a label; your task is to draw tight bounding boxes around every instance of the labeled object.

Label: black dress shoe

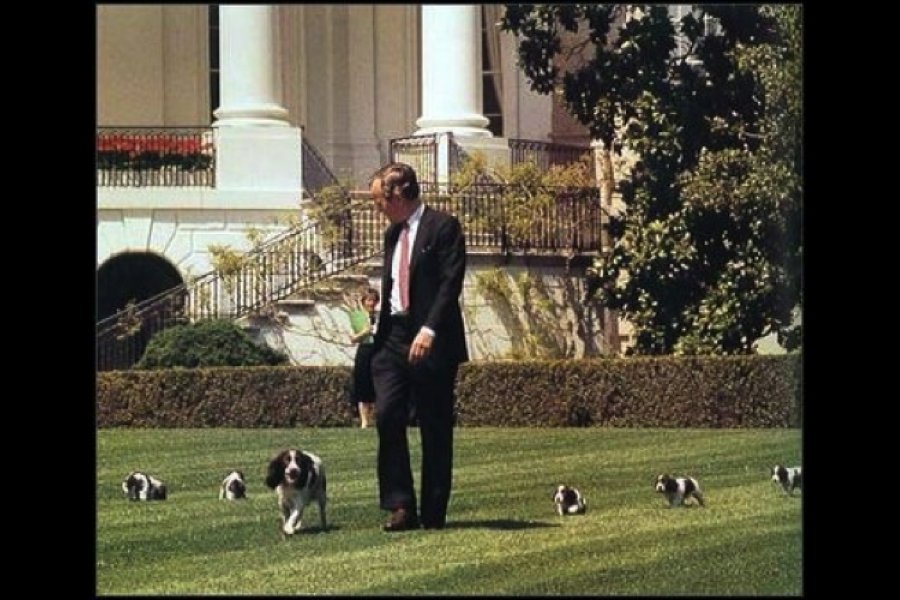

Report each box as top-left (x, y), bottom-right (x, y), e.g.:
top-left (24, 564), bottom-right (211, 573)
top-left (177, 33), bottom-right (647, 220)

top-left (422, 522), bottom-right (445, 530)
top-left (383, 508), bottom-right (420, 532)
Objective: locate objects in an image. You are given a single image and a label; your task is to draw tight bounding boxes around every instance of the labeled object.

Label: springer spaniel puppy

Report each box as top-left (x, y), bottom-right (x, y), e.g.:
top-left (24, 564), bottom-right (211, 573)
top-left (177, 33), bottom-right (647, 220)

top-left (553, 484), bottom-right (587, 515)
top-left (122, 471), bottom-right (167, 501)
top-left (770, 464), bottom-right (801, 496)
top-left (220, 470), bottom-right (247, 500)
top-left (265, 449), bottom-right (327, 537)
top-left (655, 474), bottom-right (705, 507)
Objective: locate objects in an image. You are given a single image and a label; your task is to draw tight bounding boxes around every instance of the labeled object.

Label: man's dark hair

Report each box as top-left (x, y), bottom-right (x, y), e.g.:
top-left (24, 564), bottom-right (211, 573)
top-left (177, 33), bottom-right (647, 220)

top-left (371, 162), bottom-right (420, 200)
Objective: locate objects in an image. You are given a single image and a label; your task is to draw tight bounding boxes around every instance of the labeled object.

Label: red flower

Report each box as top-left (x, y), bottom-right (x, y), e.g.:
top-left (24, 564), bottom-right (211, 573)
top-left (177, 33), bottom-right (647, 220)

top-left (96, 132), bottom-right (213, 171)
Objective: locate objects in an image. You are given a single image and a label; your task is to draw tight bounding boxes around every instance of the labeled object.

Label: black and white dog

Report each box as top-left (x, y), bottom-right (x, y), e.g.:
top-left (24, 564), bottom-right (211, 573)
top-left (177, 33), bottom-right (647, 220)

top-left (264, 449), bottom-right (327, 537)
top-left (655, 474), bottom-right (705, 507)
top-left (220, 470), bottom-right (247, 500)
top-left (553, 484), bottom-right (587, 515)
top-left (770, 464), bottom-right (801, 496)
top-left (122, 471), bottom-right (167, 501)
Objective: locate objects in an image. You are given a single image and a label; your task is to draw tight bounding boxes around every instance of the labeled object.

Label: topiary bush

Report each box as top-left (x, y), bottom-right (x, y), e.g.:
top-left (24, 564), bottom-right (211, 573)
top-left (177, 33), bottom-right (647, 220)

top-left (134, 319), bottom-right (290, 369)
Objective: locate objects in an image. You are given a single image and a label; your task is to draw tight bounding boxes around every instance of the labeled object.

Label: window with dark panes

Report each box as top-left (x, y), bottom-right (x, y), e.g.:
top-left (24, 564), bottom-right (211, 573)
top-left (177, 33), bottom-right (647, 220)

top-left (209, 5), bottom-right (220, 123)
top-left (482, 6), bottom-right (503, 137)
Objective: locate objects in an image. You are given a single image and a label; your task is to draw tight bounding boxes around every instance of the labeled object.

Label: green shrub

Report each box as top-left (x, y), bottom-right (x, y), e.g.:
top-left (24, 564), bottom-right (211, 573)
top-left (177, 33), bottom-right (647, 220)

top-left (98, 354), bottom-right (801, 428)
top-left (134, 319), bottom-right (289, 369)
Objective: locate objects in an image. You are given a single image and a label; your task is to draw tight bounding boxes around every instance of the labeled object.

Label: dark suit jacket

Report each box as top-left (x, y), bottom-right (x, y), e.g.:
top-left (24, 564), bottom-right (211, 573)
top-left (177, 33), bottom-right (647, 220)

top-left (373, 205), bottom-right (468, 368)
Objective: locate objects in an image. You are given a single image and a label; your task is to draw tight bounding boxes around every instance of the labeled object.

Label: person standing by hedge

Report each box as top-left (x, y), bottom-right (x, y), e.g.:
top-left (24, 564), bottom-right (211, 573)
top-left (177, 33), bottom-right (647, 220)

top-left (347, 287), bottom-right (380, 428)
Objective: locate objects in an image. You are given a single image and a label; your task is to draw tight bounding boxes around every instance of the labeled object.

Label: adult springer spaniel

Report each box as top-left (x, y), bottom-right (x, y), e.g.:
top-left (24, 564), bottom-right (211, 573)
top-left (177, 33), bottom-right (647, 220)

top-left (265, 449), bottom-right (328, 537)
top-left (122, 471), bottom-right (167, 501)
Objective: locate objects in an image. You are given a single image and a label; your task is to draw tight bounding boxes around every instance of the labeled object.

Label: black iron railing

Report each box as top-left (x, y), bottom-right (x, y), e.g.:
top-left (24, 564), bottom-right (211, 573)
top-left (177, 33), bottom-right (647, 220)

top-left (301, 131), bottom-right (341, 195)
top-left (389, 134), bottom-right (593, 187)
top-left (426, 184), bottom-right (605, 253)
top-left (508, 138), bottom-right (593, 172)
top-left (96, 127), bottom-right (216, 187)
top-left (389, 133), bottom-right (443, 192)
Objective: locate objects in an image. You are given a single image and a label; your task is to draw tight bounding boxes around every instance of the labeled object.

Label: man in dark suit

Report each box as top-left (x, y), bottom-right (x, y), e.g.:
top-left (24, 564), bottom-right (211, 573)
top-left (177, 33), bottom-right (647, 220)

top-left (368, 162), bottom-right (468, 532)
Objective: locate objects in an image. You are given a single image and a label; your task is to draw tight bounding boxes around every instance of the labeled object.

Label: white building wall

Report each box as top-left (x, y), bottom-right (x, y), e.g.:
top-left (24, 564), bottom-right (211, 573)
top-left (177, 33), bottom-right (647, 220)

top-left (253, 263), bottom-right (605, 366)
top-left (97, 201), bottom-right (300, 277)
top-left (273, 5), bottom-right (420, 185)
top-left (341, 5), bottom-right (386, 179)
top-left (97, 5), bottom-right (166, 125)
top-left (277, 4), bottom-right (305, 128)
top-left (162, 5), bottom-right (210, 125)
top-left (97, 5), bottom-right (210, 126)
top-left (371, 5), bottom-right (421, 161)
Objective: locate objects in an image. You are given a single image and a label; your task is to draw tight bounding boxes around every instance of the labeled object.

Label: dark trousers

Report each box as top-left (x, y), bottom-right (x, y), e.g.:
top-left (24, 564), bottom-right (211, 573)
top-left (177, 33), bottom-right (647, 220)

top-left (371, 315), bottom-right (457, 526)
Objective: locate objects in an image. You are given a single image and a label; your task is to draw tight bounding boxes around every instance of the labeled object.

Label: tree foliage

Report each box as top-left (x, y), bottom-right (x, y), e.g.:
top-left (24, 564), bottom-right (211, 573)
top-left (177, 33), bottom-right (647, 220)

top-left (500, 4), bottom-right (802, 355)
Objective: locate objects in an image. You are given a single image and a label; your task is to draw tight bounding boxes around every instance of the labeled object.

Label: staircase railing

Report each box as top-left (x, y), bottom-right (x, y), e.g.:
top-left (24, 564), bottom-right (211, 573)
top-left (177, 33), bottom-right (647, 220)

top-left (301, 130), bottom-right (341, 195)
top-left (96, 203), bottom-right (384, 372)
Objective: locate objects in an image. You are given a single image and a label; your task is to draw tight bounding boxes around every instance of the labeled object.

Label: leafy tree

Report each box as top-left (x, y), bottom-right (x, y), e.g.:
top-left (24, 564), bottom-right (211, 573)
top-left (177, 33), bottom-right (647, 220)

top-left (500, 4), bottom-right (802, 355)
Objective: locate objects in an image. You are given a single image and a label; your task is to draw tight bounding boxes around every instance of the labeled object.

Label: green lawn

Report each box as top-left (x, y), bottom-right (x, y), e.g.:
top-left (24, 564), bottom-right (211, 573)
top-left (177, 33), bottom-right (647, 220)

top-left (97, 428), bottom-right (802, 595)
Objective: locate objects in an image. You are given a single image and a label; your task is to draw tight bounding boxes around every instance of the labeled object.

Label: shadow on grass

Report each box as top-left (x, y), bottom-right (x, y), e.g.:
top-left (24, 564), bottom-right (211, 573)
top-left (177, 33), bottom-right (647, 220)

top-left (445, 518), bottom-right (559, 531)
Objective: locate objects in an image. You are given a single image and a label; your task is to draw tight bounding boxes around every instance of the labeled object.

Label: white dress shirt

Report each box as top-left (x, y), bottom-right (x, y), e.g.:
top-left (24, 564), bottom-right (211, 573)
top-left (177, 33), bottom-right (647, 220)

top-left (390, 202), bottom-right (424, 315)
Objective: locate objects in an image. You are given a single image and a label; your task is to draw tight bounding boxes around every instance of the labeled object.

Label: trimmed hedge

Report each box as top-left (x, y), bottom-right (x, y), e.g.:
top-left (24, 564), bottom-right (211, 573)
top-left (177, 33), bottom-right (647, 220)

top-left (96, 354), bottom-right (801, 428)
top-left (454, 354), bottom-right (801, 428)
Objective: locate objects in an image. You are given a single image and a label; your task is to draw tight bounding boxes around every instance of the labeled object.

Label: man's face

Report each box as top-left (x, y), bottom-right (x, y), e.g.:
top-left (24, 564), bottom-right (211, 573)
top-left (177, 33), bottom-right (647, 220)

top-left (371, 178), bottom-right (405, 224)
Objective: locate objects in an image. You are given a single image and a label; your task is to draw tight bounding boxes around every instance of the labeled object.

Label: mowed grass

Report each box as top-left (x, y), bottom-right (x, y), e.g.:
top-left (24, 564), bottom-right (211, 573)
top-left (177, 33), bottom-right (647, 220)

top-left (97, 428), bottom-right (802, 595)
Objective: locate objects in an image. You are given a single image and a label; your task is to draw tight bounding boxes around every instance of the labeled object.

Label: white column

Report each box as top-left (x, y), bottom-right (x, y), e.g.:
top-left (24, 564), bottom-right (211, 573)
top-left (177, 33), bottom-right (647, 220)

top-left (210, 5), bottom-right (301, 192)
top-left (414, 5), bottom-right (491, 138)
top-left (214, 5), bottom-right (289, 126)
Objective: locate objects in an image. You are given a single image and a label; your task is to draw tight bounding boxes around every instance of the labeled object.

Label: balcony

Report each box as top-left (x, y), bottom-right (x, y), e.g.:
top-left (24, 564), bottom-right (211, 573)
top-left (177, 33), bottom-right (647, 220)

top-left (97, 127), bottom-right (215, 188)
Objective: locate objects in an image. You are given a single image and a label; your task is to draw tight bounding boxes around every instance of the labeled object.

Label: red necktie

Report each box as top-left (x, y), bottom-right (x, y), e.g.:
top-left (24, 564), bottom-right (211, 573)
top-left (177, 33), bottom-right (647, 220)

top-left (398, 222), bottom-right (410, 311)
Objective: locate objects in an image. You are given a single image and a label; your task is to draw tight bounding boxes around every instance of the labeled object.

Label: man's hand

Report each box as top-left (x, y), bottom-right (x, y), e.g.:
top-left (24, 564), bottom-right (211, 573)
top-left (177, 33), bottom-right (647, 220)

top-left (408, 329), bottom-right (434, 364)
